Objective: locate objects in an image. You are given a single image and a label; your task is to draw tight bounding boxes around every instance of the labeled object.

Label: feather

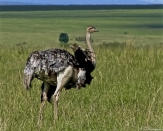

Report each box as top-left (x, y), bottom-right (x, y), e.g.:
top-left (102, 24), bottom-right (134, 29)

top-left (24, 48), bottom-right (79, 87)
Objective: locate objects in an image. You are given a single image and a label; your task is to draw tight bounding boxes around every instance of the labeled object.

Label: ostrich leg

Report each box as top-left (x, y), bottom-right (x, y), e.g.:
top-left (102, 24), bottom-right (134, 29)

top-left (37, 101), bottom-right (46, 126)
top-left (53, 66), bottom-right (73, 122)
top-left (37, 83), bottom-right (49, 126)
top-left (53, 92), bottom-right (60, 121)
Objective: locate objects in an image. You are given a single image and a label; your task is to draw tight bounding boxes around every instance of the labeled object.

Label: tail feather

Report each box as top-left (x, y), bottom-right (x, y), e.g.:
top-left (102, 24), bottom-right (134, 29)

top-left (24, 74), bottom-right (33, 89)
top-left (24, 52), bottom-right (37, 89)
top-left (24, 63), bottom-right (34, 89)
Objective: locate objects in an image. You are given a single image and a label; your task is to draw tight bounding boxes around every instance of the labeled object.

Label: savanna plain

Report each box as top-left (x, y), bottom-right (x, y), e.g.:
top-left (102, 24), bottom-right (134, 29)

top-left (0, 6), bottom-right (163, 131)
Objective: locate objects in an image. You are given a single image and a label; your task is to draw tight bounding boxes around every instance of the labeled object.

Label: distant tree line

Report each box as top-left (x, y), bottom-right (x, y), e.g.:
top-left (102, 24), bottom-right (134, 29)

top-left (0, 5), bottom-right (162, 11)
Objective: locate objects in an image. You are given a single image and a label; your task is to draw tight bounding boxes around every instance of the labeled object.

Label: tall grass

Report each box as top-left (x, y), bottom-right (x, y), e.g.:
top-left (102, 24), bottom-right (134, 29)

top-left (0, 8), bottom-right (163, 131)
top-left (0, 41), bottom-right (163, 130)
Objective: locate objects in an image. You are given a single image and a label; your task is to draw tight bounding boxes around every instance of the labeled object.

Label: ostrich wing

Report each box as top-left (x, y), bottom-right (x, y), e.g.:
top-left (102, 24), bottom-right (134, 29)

top-left (25, 48), bottom-right (78, 77)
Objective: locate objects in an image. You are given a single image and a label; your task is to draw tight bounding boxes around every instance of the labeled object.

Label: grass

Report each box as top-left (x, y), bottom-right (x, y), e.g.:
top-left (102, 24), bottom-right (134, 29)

top-left (0, 6), bottom-right (163, 130)
top-left (0, 9), bottom-right (163, 46)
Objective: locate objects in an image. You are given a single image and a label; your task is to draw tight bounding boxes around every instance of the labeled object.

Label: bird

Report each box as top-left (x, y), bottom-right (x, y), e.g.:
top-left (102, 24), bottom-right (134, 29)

top-left (23, 26), bottom-right (98, 125)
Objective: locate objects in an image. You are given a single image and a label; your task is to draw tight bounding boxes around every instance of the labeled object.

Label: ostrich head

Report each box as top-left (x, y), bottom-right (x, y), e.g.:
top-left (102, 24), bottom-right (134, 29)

top-left (87, 26), bottom-right (99, 33)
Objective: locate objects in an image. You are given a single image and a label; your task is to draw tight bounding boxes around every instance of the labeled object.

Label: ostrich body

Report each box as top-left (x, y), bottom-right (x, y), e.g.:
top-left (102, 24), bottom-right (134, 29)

top-left (24, 48), bottom-right (79, 89)
top-left (23, 26), bottom-right (98, 124)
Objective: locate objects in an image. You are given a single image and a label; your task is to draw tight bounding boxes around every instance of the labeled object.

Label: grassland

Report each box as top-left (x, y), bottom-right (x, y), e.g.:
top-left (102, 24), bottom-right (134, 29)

top-left (0, 6), bottom-right (163, 131)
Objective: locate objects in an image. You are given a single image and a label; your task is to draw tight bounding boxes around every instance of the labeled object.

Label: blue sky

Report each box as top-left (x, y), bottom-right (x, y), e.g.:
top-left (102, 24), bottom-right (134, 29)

top-left (0, 0), bottom-right (163, 5)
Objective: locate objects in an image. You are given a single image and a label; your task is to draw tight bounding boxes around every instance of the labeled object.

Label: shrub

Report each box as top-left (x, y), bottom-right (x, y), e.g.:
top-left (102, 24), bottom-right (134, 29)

top-left (59, 33), bottom-right (69, 44)
top-left (75, 36), bottom-right (93, 43)
top-left (75, 36), bottom-right (86, 42)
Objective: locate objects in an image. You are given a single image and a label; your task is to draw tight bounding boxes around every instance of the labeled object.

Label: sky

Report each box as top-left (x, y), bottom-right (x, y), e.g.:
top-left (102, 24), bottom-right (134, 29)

top-left (0, 0), bottom-right (163, 5)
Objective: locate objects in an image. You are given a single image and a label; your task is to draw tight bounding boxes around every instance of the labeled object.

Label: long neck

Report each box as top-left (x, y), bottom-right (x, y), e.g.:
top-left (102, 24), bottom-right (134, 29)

top-left (86, 32), bottom-right (96, 65)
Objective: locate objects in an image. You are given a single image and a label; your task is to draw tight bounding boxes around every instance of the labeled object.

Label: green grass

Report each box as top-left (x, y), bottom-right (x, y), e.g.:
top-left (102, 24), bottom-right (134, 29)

top-left (0, 7), bottom-right (163, 130)
top-left (0, 9), bottom-right (163, 46)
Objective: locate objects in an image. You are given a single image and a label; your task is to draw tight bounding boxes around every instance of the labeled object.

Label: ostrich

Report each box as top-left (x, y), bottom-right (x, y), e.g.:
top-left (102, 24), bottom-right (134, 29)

top-left (23, 26), bottom-right (98, 124)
